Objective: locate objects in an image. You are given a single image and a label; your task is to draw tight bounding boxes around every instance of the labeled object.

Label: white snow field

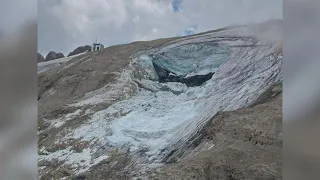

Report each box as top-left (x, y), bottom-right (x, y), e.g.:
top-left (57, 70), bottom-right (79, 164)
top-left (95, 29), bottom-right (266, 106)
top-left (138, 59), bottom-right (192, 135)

top-left (37, 51), bottom-right (88, 73)
top-left (39, 20), bottom-right (282, 174)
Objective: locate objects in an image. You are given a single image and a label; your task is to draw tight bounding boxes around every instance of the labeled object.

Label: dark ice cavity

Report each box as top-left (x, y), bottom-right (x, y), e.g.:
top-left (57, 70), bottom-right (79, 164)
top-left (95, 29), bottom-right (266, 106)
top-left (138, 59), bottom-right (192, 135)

top-left (151, 42), bottom-right (230, 86)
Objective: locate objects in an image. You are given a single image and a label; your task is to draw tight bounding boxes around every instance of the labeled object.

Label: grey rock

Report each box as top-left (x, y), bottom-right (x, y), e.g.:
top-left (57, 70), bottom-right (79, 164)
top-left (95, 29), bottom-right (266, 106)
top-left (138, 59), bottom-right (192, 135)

top-left (68, 45), bottom-right (91, 57)
top-left (45, 51), bottom-right (65, 61)
top-left (38, 53), bottom-right (45, 63)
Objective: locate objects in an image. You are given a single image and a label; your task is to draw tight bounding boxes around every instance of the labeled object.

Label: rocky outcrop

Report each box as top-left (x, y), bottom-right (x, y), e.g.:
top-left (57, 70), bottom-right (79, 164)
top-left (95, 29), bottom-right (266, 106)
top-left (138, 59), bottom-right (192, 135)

top-left (38, 53), bottom-right (45, 63)
top-left (67, 45), bottom-right (91, 57)
top-left (45, 51), bottom-right (65, 61)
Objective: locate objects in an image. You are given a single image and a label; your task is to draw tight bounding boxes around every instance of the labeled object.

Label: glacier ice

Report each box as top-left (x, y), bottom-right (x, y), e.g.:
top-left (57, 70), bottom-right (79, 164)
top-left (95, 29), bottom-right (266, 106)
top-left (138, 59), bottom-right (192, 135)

top-left (42, 24), bottom-right (282, 172)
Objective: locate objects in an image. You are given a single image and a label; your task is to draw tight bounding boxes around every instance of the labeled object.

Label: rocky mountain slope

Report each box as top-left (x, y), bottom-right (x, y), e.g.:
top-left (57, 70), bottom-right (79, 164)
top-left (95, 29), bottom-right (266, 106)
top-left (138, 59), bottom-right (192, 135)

top-left (38, 45), bottom-right (91, 64)
top-left (38, 53), bottom-right (45, 63)
top-left (68, 45), bottom-right (92, 57)
top-left (78, 84), bottom-right (282, 180)
top-left (149, 86), bottom-right (282, 180)
top-left (37, 51), bottom-right (88, 74)
top-left (38, 19), bottom-right (282, 179)
top-left (44, 51), bottom-right (65, 61)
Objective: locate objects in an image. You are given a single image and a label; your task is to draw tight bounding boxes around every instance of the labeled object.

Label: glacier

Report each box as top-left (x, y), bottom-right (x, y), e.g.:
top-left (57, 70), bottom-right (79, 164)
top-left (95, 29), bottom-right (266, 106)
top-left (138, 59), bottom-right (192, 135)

top-left (39, 21), bottom-right (282, 174)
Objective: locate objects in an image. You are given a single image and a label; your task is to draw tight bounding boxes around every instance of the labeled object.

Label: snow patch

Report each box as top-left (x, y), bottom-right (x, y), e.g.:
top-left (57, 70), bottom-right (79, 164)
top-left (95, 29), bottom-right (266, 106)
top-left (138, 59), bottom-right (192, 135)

top-left (45, 109), bottom-right (82, 129)
top-left (37, 51), bottom-right (88, 73)
top-left (38, 147), bottom-right (109, 174)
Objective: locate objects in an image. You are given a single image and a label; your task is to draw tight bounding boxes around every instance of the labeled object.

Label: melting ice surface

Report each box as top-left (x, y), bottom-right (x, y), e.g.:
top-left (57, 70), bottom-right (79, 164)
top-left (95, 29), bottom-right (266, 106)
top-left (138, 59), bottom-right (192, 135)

top-left (60, 25), bottom-right (282, 169)
top-left (152, 42), bottom-right (230, 77)
top-left (68, 41), bottom-right (231, 162)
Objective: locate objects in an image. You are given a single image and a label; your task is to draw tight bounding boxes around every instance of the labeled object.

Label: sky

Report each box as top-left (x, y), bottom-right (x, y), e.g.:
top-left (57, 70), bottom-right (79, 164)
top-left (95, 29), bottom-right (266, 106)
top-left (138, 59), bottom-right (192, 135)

top-left (38, 0), bottom-right (282, 56)
top-left (0, 1), bottom-right (37, 35)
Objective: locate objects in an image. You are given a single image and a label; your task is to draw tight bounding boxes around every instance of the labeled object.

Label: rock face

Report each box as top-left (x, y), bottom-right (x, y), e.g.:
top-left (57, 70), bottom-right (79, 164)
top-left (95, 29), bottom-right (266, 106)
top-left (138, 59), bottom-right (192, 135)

top-left (68, 45), bottom-right (91, 57)
top-left (45, 51), bottom-right (65, 61)
top-left (37, 53), bottom-right (45, 63)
